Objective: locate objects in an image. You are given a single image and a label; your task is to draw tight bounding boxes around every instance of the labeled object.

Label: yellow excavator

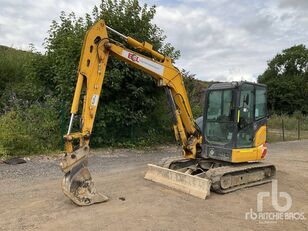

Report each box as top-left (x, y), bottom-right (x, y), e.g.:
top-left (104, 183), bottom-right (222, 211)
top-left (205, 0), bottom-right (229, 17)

top-left (60, 20), bottom-right (276, 206)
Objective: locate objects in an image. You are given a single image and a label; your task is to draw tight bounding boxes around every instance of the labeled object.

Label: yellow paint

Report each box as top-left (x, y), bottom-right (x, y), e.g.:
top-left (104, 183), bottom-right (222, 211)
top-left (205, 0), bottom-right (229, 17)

top-left (255, 125), bottom-right (266, 147)
top-left (237, 110), bottom-right (240, 123)
top-left (65, 20), bottom-right (201, 158)
top-left (232, 147), bottom-right (258, 162)
top-left (232, 126), bottom-right (267, 162)
top-left (126, 37), bottom-right (164, 61)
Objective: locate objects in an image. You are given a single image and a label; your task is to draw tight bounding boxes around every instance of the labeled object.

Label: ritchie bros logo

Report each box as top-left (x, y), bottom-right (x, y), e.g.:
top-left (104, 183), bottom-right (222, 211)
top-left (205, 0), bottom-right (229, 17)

top-left (245, 180), bottom-right (305, 223)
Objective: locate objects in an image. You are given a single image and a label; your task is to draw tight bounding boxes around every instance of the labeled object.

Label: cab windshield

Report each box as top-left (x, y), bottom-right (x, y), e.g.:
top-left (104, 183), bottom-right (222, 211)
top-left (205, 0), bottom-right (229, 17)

top-left (205, 89), bottom-right (234, 144)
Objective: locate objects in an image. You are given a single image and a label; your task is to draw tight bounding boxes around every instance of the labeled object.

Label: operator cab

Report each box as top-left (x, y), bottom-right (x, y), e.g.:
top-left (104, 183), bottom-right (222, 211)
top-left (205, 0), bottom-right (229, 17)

top-left (201, 81), bottom-right (267, 162)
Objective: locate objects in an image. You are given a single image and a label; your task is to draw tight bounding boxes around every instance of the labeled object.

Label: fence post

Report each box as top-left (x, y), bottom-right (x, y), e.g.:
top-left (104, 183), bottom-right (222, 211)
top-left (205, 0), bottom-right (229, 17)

top-left (282, 118), bottom-right (285, 141)
top-left (298, 118), bottom-right (300, 140)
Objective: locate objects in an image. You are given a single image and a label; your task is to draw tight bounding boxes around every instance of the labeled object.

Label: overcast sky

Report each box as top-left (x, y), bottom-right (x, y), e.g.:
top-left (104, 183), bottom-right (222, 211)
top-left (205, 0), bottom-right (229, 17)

top-left (1, 0), bottom-right (307, 82)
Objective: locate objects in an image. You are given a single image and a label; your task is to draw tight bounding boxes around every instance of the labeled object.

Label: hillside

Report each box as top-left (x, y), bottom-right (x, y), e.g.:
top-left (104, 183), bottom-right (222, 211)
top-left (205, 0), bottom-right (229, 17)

top-left (0, 45), bottom-right (36, 113)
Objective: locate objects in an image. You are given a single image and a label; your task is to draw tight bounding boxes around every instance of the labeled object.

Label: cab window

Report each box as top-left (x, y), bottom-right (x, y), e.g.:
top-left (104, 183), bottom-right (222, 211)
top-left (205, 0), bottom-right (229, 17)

top-left (255, 86), bottom-right (267, 120)
top-left (205, 89), bottom-right (234, 144)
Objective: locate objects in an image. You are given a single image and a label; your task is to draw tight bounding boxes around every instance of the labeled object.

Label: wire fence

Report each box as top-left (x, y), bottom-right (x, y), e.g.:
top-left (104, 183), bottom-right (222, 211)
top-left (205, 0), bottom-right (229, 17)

top-left (267, 116), bottom-right (308, 142)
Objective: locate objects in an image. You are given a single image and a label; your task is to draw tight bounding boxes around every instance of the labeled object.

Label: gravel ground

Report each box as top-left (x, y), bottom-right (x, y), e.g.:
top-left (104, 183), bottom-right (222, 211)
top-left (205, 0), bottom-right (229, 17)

top-left (0, 142), bottom-right (307, 231)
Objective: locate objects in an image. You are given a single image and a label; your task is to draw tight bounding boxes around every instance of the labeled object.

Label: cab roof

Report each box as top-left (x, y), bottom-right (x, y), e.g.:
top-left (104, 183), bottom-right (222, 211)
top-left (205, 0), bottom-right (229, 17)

top-left (208, 81), bottom-right (266, 90)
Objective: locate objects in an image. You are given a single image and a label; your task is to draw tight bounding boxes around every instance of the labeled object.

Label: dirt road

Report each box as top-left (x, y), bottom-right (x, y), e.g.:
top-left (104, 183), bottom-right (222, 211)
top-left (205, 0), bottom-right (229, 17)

top-left (1, 141), bottom-right (308, 231)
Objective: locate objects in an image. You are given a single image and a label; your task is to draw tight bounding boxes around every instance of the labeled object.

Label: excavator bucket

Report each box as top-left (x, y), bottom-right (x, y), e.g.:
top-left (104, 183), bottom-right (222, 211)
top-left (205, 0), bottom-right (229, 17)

top-left (61, 146), bottom-right (108, 206)
top-left (144, 164), bottom-right (211, 199)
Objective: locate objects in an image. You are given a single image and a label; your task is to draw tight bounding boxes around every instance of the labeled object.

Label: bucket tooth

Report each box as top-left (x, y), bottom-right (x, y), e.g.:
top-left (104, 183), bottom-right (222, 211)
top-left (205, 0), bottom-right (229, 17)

top-left (144, 164), bottom-right (211, 199)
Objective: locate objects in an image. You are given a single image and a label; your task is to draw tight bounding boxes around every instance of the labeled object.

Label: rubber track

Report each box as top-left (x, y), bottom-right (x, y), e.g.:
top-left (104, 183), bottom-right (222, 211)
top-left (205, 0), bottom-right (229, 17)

top-left (206, 162), bottom-right (276, 193)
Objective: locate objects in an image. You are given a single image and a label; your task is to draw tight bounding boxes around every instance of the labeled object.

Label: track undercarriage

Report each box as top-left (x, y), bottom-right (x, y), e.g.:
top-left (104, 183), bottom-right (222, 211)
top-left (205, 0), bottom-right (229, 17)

top-left (145, 157), bottom-right (276, 197)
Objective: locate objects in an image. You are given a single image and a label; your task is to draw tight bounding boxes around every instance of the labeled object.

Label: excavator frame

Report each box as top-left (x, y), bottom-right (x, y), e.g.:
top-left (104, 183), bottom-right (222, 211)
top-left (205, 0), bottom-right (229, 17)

top-left (60, 20), bottom-right (275, 206)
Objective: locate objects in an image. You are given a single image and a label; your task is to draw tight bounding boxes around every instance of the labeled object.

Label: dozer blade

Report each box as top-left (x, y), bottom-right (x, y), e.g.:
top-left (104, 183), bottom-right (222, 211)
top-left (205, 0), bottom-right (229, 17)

top-left (61, 146), bottom-right (108, 206)
top-left (144, 164), bottom-right (211, 199)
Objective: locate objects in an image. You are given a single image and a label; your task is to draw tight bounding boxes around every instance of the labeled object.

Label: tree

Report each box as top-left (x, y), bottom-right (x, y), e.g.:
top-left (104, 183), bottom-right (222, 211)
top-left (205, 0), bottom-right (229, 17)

top-left (182, 69), bottom-right (208, 117)
top-left (258, 45), bottom-right (308, 114)
top-left (39, 0), bottom-right (181, 147)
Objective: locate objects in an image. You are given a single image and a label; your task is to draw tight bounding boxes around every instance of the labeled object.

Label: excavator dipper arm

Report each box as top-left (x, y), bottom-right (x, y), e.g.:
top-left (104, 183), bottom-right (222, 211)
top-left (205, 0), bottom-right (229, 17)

top-left (60, 20), bottom-right (203, 206)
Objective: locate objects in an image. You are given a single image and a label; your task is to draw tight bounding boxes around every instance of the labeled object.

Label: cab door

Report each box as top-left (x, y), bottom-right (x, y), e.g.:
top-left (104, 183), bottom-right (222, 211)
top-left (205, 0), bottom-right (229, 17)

top-left (236, 83), bottom-right (267, 148)
top-left (236, 83), bottom-right (255, 148)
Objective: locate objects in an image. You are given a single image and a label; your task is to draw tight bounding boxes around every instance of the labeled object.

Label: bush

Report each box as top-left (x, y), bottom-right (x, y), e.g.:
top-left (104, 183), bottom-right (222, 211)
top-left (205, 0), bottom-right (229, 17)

top-left (268, 114), bottom-right (308, 131)
top-left (0, 103), bottom-right (61, 158)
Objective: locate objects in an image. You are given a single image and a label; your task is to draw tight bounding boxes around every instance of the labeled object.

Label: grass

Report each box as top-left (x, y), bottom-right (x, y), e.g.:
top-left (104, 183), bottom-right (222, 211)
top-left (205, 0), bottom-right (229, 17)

top-left (267, 114), bottom-right (308, 142)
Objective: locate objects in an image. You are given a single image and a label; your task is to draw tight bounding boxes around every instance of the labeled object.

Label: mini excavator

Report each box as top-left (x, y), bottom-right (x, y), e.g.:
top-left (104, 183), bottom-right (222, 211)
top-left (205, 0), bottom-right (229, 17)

top-left (60, 20), bottom-right (275, 206)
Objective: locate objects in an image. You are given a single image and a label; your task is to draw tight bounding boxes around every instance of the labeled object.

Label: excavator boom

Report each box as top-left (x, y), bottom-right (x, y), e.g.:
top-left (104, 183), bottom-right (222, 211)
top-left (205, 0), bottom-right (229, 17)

top-left (60, 20), bottom-right (209, 206)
